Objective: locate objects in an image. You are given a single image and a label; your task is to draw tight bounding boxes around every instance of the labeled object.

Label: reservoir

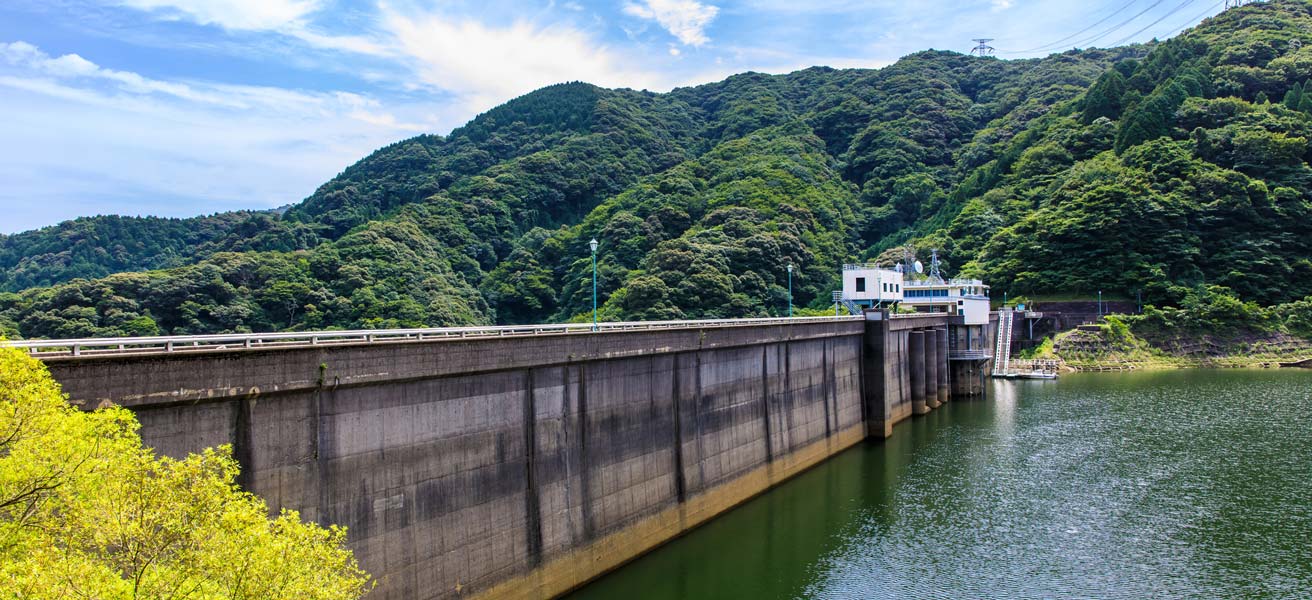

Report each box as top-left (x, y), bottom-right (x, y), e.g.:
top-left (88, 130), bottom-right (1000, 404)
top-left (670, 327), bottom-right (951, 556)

top-left (566, 369), bottom-right (1312, 599)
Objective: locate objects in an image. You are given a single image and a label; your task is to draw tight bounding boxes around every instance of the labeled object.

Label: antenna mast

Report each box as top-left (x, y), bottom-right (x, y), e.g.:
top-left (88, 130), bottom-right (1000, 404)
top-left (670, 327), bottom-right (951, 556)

top-left (970, 38), bottom-right (996, 56)
top-left (897, 246), bottom-right (916, 276)
top-left (929, 249), bottom-right (943, 282)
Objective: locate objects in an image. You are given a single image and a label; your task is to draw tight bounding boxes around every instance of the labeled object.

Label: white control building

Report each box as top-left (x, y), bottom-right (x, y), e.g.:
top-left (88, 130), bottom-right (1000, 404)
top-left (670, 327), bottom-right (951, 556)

top-left (837, 252), bottom-right (991, 325)
top-left (839, 263), bottom-right (904, 309)
top-left (901, 277), bottom-right (991, 325)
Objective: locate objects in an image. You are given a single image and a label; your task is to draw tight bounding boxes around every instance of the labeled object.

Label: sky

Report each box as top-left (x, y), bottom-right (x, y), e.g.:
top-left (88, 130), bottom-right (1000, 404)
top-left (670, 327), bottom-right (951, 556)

top-left (0, 0), bottom-right (1228, 234)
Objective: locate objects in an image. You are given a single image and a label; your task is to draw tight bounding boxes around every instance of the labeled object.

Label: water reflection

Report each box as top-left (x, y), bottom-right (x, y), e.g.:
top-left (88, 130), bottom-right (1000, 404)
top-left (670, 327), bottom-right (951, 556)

top-left (989, 378), bottom-right (1019, 434)
top-left (567, 370), bottom-right (1312, 600)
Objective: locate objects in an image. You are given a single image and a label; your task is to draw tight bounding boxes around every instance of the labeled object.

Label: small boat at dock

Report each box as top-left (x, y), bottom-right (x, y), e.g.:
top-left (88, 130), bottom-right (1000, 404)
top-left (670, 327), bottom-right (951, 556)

top-left (999, 371), bottom-right (1059, 380)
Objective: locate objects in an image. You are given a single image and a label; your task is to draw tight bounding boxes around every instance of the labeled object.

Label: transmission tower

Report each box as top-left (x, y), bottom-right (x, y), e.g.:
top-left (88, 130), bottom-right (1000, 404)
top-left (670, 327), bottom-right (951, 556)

top-left (928, 249), bottom-right (944, 282)
top-left (970, 38), bottom-right (996, 56)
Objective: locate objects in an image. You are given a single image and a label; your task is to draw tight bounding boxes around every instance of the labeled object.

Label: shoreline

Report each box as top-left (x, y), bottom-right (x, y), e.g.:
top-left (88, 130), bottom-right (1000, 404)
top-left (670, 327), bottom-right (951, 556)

top-left (1018, 324), bottom-right (1312, 373)
top-left (1060, 357), bottom-right (1306, 372)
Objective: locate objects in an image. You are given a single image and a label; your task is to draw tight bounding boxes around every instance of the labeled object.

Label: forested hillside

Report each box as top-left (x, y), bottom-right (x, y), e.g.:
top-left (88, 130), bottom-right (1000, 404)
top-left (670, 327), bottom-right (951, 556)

top-left (3, 0), bottom-right (1311, 338)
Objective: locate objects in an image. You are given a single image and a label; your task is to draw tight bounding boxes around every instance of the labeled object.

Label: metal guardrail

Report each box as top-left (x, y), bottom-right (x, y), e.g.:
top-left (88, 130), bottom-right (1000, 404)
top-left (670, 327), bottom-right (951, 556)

top-left (0, 315), bottom-right (865, 358)
top-left (841, 263), bottom-right (892, 271)
top-left (903, 278), bottom-right (986, 287)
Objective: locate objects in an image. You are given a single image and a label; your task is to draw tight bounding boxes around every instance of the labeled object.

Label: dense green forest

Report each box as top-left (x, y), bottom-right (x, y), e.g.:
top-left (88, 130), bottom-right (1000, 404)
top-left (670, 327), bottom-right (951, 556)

top-left (3, 0), bottom-right (1312, 339)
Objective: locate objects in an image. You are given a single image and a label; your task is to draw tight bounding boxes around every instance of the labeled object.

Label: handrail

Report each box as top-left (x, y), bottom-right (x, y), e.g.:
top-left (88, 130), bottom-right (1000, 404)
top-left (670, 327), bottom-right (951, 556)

top-left (841, 263), bottom-right (893, 271)
top-left (903, 278), bottom-right (987, 287)
top-left (0, 315), bottom-right (869, 358)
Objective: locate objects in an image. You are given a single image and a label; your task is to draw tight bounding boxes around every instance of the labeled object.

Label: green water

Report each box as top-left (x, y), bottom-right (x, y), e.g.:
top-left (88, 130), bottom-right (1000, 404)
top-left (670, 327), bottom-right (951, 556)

top-left (566, 370), bottom-right (1312, 599)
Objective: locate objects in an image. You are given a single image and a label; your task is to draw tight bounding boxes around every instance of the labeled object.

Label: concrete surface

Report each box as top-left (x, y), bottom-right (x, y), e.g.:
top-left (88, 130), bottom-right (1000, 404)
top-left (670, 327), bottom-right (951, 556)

top-left (41, 316), bottom-right (952, 600)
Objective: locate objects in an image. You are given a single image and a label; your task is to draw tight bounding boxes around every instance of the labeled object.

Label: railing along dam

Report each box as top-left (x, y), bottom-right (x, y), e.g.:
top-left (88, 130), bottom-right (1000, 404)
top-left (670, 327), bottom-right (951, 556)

top-left (11, 312), bottom-right (992, 600)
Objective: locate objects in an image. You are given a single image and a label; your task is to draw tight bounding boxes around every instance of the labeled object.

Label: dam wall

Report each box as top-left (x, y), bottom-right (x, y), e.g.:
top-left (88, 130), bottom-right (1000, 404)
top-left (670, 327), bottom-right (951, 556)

top-left (39, 313), bottom-right (957, 600)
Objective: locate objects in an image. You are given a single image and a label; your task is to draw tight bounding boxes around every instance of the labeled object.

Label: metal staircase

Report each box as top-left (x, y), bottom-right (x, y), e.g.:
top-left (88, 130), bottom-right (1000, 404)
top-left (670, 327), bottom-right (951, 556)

top-left (832, 291), bottom-right (864, 316)
top-left (992, 309), bottom-right (1014, 376)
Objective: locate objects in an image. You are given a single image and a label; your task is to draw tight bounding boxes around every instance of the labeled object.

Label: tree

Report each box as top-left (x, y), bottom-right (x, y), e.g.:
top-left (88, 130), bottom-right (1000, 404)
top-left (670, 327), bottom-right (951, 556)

top-left (1282, 81), bottom-right (1303, 110)
top-left (1299, 93), bottom-right (1312, 114)
top-left (1115, 80), bottom-right (1192, 153)
top-left (0, 346), bottom-right (371, 598)
top-left (1082, 69), bottom-right (1128, 123)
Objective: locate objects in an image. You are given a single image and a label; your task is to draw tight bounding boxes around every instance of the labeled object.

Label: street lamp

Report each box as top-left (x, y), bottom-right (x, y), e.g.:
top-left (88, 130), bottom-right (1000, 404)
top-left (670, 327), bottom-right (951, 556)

top-left (590, 238), bottom-right (599, 330)
top-left (787, 264), bottom-right (794, 318)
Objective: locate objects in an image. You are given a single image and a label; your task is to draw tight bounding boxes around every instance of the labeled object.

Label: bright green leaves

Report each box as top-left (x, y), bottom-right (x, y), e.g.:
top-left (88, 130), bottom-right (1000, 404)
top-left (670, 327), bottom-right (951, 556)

top-left (0, 347), bottom-right (371, 598)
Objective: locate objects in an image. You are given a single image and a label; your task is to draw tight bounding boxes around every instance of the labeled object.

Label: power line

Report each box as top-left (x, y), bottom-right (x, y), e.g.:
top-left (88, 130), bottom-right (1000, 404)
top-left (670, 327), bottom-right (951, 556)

top-left (1069, 0), bottom-right (1169, 48)
top-left (1108, 0), bottom-right (1202, 46)
top-left (1163, 0), bottom-right (1225, 38)
top-left (1009, 0), bottom-right (1142, 54)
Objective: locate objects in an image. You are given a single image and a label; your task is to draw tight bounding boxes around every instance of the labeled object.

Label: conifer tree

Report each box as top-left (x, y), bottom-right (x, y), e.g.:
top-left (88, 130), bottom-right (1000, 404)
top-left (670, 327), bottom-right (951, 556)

top-left (1283, 82), bottom-right (1304, 109)
top-left (1083, 69), bottom-right (1128, 123)
top-left (1115, 81), bottom-right (1189, 153)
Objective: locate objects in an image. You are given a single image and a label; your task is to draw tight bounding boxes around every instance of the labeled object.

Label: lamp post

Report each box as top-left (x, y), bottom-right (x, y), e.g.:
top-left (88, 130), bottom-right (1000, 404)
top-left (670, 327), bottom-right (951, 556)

top-left (590, 238), bottom-right (599, 330)
top-left (787, 264), bottom-right (794, 317)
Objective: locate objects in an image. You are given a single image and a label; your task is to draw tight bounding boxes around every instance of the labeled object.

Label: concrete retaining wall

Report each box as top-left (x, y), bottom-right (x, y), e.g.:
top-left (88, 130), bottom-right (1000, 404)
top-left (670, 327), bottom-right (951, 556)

top-left (43, 318), bottom-right (920, 600)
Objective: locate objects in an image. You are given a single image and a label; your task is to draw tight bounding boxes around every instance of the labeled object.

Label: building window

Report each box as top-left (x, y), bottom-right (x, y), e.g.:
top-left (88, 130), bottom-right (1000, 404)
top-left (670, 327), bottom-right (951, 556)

top-left (856, 277), bottom-right (866, 292)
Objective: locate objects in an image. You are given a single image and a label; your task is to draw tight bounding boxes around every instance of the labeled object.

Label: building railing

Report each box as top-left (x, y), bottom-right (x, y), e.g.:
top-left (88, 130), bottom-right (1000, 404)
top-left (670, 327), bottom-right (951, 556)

top-left (0, 315), bottom-right (865, 358)
top-left (903, 278), bottom-right (986, 287)
top-left (948, 350), bottom-right (992, 360)
top-left (841, 263), bottom-right (892, 271)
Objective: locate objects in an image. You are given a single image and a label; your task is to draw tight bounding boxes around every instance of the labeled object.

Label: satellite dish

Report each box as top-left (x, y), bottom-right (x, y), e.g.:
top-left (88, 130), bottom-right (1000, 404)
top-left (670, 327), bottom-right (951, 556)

top-left (914, 261), bottom-right (924, 274)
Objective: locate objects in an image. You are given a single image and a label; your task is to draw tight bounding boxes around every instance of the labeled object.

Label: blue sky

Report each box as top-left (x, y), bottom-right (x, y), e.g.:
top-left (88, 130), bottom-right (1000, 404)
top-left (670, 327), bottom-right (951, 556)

top-left (0, 0), bottom-right (1227, 233)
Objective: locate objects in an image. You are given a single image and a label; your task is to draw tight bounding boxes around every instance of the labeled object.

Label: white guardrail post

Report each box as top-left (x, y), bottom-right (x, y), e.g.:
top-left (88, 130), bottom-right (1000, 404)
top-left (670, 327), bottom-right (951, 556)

top-left (0, 315), bottom-right (878, 357)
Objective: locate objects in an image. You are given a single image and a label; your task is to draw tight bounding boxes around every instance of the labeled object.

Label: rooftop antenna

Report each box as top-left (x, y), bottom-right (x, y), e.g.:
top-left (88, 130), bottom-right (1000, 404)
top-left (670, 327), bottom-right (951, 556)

top-left (929, 249), bottom-right (943, 281)
top-left (970, 38), bottom-right (996, 56)
top-left (900, 246), bottom-right (917, 276)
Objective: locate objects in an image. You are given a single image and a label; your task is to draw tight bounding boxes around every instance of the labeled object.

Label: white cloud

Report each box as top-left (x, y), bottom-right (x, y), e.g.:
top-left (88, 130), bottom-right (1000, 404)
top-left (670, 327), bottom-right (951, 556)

top-left (2, 41), bottom-right (240, 106)
top-left (287, 27), bottom-right (394, 56)
top-left (623, 0), bottom-right (719, 47)
top-left (991, 0), bottom-right (1014, 12)
top-left (107, 0), bottom-right (668, 115)
top-left (0, 40), bottom-right (443, 232)
top-left (380, 5), bottom-right (665, 113)
top-left (113, 0), bottom-right (323, 30)
top-left (0, 40), bottom-right (424, 119)
top-left (110, 0), bottom-right (392, 58)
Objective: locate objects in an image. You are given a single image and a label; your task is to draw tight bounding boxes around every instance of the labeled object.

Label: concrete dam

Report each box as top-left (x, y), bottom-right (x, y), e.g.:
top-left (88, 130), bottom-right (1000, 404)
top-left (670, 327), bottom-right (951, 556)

top-left (31, 311), bottom-right (992, 599)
